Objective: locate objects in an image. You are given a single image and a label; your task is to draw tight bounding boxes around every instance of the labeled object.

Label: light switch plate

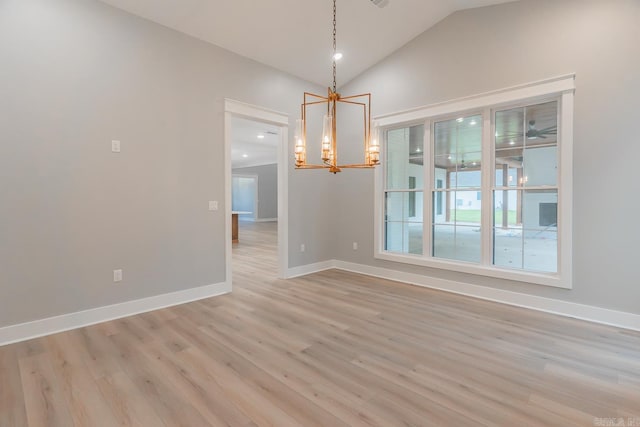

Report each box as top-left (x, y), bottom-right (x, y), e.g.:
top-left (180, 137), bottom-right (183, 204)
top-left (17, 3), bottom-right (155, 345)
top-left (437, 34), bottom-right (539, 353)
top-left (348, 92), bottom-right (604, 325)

top-left (209, 201), bottom-right (218, 211)
top-left (111, 140), bottom-right (121, 153)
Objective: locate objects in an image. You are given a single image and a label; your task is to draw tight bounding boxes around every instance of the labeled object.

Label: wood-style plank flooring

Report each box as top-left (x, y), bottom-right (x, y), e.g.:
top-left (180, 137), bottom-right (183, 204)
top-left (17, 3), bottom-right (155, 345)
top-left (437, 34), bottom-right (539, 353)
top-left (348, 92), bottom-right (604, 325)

top-left (1, 220), bottom-right (639, 426)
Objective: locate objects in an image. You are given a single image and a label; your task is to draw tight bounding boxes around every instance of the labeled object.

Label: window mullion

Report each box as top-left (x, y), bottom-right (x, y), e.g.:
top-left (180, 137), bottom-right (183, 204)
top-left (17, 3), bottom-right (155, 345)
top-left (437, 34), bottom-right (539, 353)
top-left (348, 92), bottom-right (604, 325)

top-left (481, 107), bottom-right (494, 266)
top-left (423, 119), bottom-right (432, 258)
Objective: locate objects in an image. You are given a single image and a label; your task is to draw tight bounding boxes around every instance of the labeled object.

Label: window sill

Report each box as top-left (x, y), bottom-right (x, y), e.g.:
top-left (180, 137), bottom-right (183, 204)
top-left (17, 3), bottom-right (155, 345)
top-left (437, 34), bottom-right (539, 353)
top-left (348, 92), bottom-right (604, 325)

top-left (375, 251), bottom-right (571, 289)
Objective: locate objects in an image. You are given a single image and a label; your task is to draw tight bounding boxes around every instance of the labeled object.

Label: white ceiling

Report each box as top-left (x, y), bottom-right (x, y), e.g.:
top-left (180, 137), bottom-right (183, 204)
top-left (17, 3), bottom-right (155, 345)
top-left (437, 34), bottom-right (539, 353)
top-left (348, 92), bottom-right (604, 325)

top-left (231, 117), bottom-right (279, 169)
top-left (100, 0), bottom-right (516, 87)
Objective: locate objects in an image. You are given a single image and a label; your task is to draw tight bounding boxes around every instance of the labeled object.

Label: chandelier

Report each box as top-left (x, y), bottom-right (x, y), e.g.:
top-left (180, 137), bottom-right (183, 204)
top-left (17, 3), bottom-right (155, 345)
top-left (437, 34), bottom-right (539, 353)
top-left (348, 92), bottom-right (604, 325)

top-left (294, 0), bottom-right (380, 174)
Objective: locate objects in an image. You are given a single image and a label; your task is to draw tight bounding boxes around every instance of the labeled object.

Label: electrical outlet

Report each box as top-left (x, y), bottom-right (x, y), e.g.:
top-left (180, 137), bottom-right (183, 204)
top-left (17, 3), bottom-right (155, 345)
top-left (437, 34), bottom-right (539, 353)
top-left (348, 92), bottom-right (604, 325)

top-left (111, 140), bottom-right (121, 153)
top-left (113, 269), bottom-right (123, 282)
top-left (300, 244), bottom-right (305, 253)
top-left (209, 201), bottom-right (218, 211)
top-left (353, 242), bottom-right (358, 250)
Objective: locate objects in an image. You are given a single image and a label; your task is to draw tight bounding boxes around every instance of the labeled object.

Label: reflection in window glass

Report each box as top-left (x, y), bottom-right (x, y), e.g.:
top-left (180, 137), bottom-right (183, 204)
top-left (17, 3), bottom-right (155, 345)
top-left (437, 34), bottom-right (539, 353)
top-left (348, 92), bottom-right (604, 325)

top-left (495, 101), bottom-right (558, 187)
top-left (384, 125), bottom-right (424, 255)
top-left (494, 229), bottom-right (523, 269)
top-left (385, 192), bottom-right (423, 223)
top-left (493, 189), bottom-right (558, 272)
top-left (433, 224), bottom-right (481, 264)
top-left (524, 229), bottom-right (557, 272)
top-left (386, 126), bottom-right (424, 190)
top-left (385, 219), bottom-right (424, 255)
top-left (493, 101), bottom-right (559, 273)
top-left (432, 115), bottom-right (482, 263)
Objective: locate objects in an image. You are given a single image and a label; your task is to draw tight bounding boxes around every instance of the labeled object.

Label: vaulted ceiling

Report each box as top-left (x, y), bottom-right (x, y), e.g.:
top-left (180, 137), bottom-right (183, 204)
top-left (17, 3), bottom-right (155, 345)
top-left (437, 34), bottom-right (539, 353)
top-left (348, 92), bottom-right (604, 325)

top-left (100, 0), bottom-right (517, 87)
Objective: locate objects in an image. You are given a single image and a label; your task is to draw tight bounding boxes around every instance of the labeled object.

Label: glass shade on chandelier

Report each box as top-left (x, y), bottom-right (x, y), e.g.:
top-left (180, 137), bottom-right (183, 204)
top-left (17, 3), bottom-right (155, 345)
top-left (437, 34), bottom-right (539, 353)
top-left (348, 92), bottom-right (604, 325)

top-left (321, 114), bottom-right (333, 162)
top-left (294, 118), bottom-right (306, 166)
top-left (368, 122), bottom-right (380, 164)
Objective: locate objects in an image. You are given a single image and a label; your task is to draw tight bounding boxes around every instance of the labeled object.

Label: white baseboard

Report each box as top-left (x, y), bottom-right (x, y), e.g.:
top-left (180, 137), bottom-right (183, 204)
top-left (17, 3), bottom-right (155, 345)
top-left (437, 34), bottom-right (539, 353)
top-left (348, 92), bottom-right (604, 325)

top-left (292, 259), bottom-right (640, 332)
top-left (254, 218), bottom-right (277, 223)
top-left (0, 281), bottom-right (230, 347)
top-left (285, 260), bottom-right (335, 279)
top-left (6, 259), bottom-right (638, 347)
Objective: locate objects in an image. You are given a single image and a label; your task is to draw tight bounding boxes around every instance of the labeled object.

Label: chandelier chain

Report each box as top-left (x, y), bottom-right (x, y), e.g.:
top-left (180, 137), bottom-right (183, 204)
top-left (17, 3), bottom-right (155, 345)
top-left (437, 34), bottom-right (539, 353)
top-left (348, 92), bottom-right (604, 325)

top-left (332, 0), bottom-right (337, 93)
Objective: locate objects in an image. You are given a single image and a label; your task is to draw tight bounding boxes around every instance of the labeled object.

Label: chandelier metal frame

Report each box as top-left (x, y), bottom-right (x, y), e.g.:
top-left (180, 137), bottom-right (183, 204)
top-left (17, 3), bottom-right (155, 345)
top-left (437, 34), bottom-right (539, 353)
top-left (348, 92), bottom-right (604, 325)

top-left (294, 0), bottom-right (380, 174)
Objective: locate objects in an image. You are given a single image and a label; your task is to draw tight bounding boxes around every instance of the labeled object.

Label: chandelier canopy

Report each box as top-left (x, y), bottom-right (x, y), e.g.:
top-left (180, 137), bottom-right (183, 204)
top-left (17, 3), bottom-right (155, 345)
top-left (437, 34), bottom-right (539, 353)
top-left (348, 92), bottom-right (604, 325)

top-left (294, 0), bottom-right (380, 174)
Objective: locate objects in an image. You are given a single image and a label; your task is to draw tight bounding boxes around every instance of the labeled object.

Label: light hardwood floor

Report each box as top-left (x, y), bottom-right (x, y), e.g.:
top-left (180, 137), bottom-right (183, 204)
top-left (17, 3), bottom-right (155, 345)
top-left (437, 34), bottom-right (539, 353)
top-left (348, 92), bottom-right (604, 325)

top-left (1, 220), bottom-right (639, 426)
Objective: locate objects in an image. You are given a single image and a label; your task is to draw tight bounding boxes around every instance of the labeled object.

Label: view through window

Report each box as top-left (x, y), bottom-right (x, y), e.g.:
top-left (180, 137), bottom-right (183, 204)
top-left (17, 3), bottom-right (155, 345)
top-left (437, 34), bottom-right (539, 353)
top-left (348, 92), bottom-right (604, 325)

top-left (382, 99), bottom-right (561, 276)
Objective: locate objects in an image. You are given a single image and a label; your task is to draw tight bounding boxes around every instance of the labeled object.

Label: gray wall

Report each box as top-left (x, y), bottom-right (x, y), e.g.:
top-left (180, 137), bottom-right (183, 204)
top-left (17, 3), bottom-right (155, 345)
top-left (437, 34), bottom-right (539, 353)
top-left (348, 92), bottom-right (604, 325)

top-left (231, 176), bottom-right (257, 217)
top-left (233, 164), bottom-right (278, 220)
top-left (0, 0), bottom-right (331, 327)
top-left (335, 0), bottom-right (640, 314)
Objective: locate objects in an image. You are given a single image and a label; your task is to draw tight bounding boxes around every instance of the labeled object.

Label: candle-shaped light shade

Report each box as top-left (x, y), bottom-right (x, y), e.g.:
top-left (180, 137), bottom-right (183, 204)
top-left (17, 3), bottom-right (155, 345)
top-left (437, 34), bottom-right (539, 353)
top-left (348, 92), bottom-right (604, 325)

top-left (294, 118), bottom-right (305, 165)
top-left (321, 114), bottom-right (333, 162)
top-left (369, 122), bottom-right (380, 164)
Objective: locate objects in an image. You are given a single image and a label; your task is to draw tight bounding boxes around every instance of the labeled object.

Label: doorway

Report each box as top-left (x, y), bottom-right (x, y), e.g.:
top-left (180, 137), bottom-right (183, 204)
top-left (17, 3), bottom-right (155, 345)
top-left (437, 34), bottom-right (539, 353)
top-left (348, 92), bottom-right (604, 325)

top-left (224, 100), bottom-right (289, 286)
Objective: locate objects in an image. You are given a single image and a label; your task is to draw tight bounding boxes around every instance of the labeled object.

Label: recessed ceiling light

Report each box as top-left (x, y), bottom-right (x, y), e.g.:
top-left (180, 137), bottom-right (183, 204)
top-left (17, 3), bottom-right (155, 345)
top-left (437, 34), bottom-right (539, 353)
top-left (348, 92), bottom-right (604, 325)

top-left (456, 117), bottom-right (464, 123)
top-left (495, 132), bottom-right (499, 137)
top-left (470, 120), bottom-right (477, 126)
top-left (257, 134), bottom-right (265, 139)
top-left (509, 140), bottom-right (515, 145)
top-left (447, 155), bottom-right (452, 160)
top-left (416, 148), bottom-right (421, 153)
top-left (333, 52), bottom-right (343, 61)
top-left (242, 154), bottom-right (248, 158)
top-left (472, 162), bottom-right (477, 166)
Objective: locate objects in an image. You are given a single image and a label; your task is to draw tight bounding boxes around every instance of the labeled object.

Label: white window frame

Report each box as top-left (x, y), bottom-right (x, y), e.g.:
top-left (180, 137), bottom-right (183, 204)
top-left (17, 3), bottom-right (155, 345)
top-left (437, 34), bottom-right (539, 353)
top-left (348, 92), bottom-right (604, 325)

top-left (374, 75), bottom-right (575, 289)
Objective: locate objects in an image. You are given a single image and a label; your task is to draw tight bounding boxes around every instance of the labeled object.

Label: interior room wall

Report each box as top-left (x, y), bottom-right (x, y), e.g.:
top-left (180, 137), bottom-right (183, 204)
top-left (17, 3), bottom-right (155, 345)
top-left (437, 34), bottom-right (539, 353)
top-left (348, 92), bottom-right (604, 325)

top-left (231, 175), bottom-right (257, 218)
top-left (232, 164), bottom-right (278, 220)
top-left (334, 0), bottom-right (640, 314)
top-left (0, 0), bottom-right (329, 328)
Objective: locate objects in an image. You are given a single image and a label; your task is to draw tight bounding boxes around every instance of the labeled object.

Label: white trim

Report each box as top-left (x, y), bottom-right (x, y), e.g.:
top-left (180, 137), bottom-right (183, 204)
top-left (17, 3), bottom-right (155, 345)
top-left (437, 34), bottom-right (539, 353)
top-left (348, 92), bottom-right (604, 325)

top-left (254, 218), bottom-right (278, 223)
top-left (423, 121), bottom-right (432, 255)
top-left (224, 99), bottom-right (289, 281)
top-left (277, 123), bottom-right (289, 280)
top-left (375, 74), bottom-right (576, 127)
top-left (0, 282), bottom-right (230, 346)
top-left (224, 99), bottom-right (289, 125)
top-left (374, 75), bottom-right (575, 289)
top-left (284, 260), bottom-right (335, 279)
top-left (288, 260), bottom-right (640, 332)
top-left (373, 132), bottom-right (384, 255)
top-left (333, 261), bottom-right (639, 332)
top-left (232, 160), bottom-right (279, 169)
top-left (558, 91), bottom-right (574, 287)
top-left (375, 252), bottom-right (566, 288)
top-left (224, 112), bottom-right (234, 288)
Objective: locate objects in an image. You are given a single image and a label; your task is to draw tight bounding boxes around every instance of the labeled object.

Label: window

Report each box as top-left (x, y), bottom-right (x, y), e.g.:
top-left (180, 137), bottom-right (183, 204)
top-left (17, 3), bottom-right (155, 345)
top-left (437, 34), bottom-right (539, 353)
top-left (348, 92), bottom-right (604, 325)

top-left (375, 76), bottom-right (574, 288)
top-left (493, 101), bottom-right (558, 273)
top-left (432, 114), bottom-right (483, 264)
top-left (384, 126), bottom-right (424, 255)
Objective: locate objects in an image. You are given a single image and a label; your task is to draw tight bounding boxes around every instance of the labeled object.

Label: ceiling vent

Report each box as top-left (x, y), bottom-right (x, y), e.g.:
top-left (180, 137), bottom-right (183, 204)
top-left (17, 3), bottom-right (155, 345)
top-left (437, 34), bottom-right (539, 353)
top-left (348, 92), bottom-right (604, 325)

top-left (370, 0), bottom-right (389, 8)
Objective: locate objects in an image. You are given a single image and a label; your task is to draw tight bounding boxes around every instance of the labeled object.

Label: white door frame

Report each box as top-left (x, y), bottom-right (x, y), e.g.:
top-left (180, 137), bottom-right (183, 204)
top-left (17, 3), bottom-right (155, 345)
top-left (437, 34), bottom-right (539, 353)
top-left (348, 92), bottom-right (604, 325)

top-left (224, 99), bottom-right (289, 285)
top-left (231, 173), bottom-right (259, 221)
